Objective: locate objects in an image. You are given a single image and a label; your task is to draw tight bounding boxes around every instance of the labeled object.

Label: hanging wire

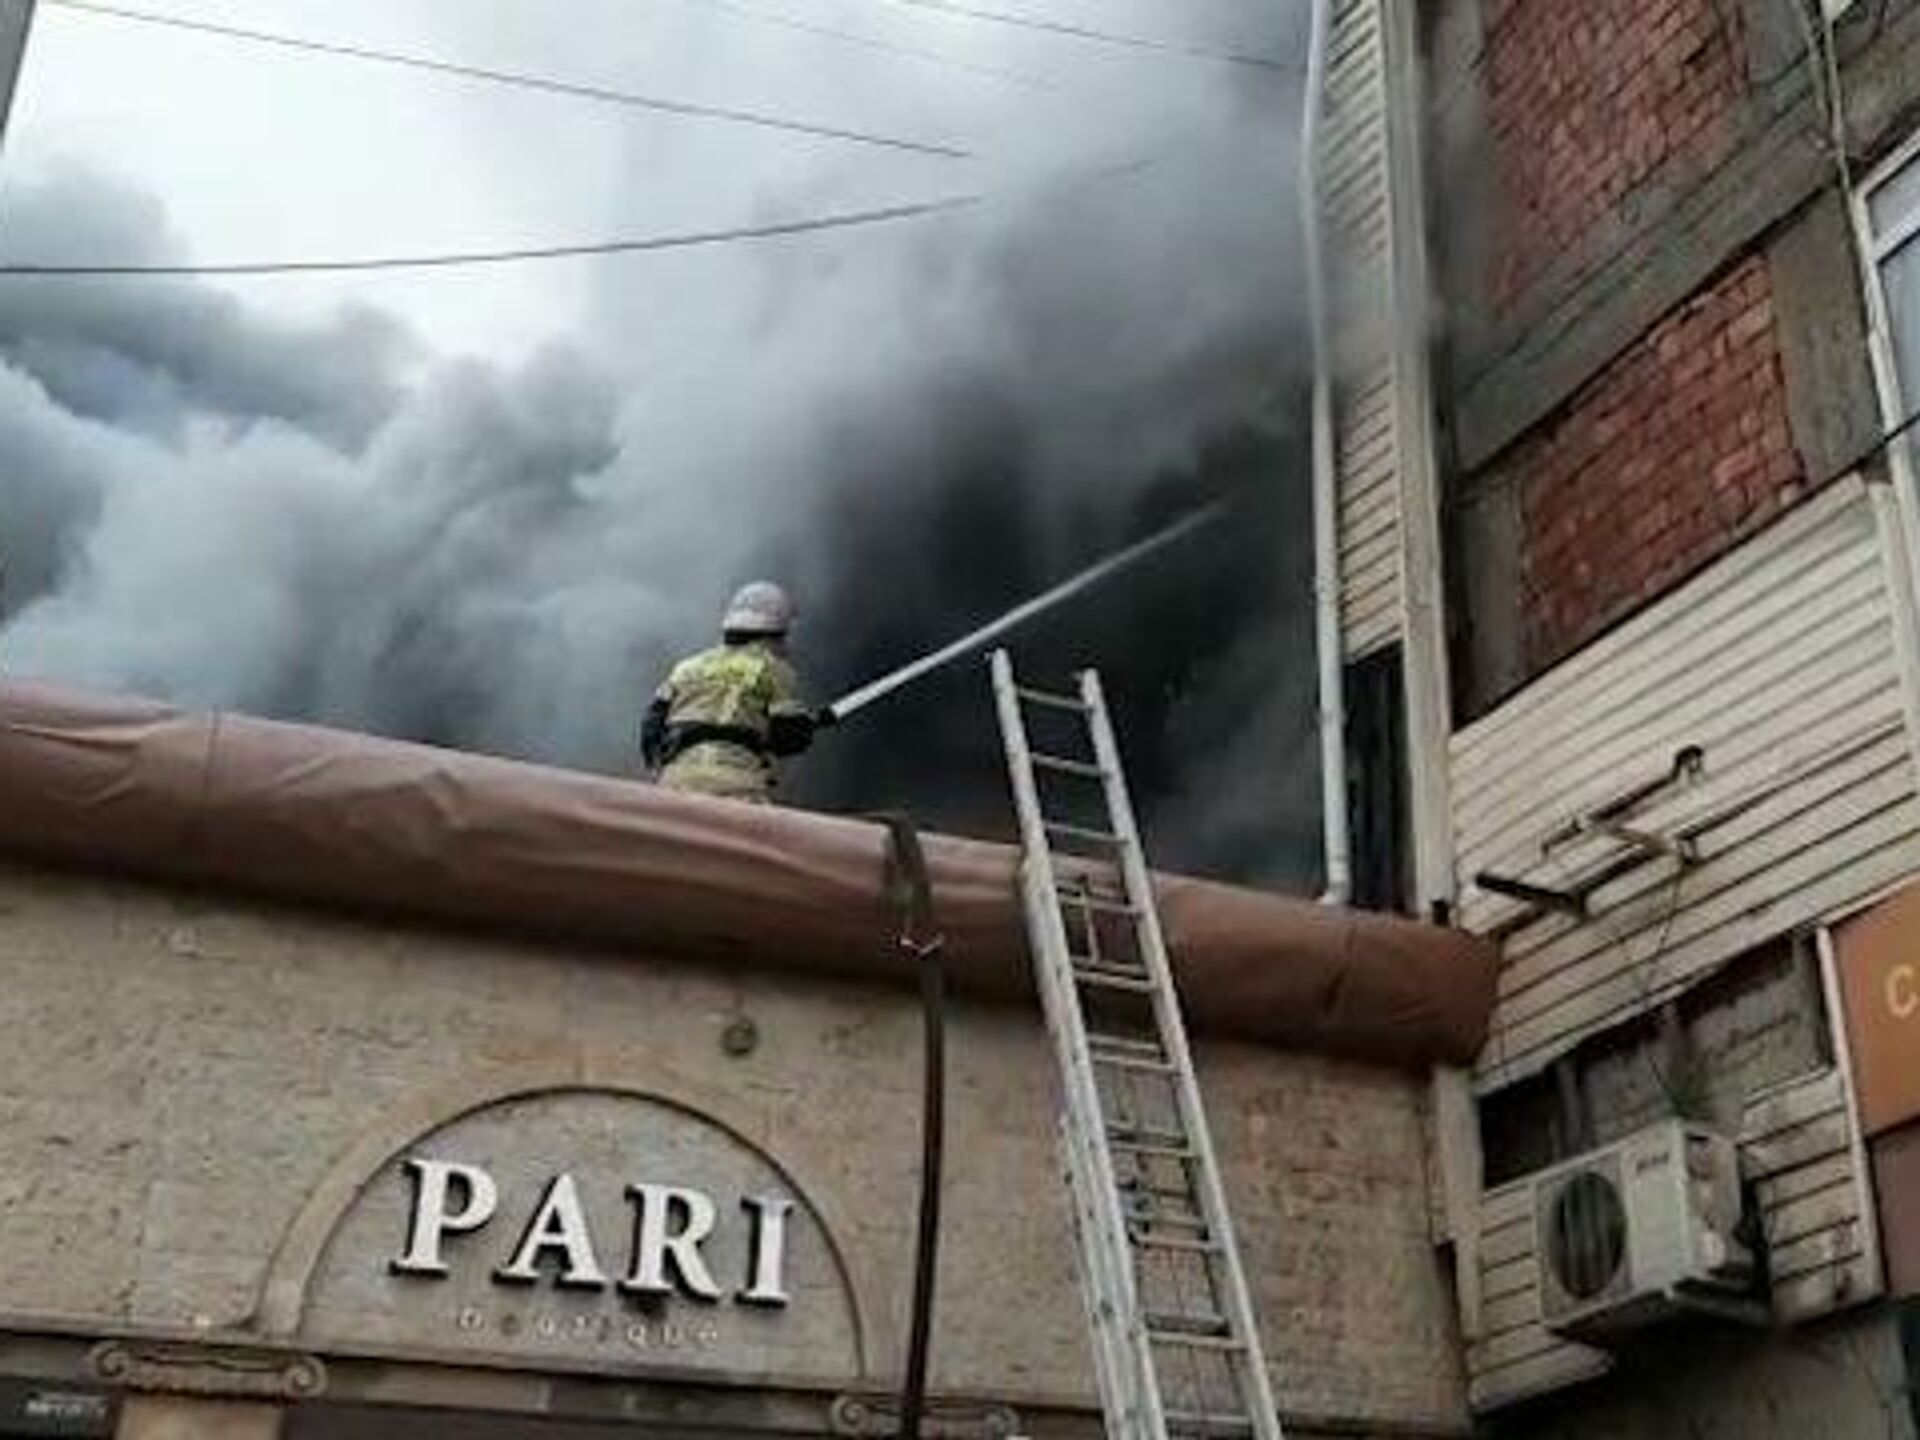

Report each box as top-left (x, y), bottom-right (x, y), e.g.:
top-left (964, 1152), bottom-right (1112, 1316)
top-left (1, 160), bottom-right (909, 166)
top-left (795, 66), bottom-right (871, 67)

top-left (0, 155), bottom-right (1158, 277)
top-left (866, 0), bottom-right (1299, 73)
top-left (41, 0), bottom-right (972, 158)
top-left (0, 193), bottom-right (988, 276)
top-left (672, 0), bottom-right (1053, 89)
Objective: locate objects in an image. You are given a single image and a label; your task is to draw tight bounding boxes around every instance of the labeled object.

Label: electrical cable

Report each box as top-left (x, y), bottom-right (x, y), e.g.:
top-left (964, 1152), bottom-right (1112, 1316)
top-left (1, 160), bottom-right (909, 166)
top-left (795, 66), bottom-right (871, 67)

top-left (673, 0), bottom-right (1052, 89)
top-left (866, 0), bottom-right (1299, 73)
top-left (1817, 401), bottom-right (1920, 488)
top-left (41, 0), bottom-right (972, 159)
top-left (0, 192), bottom-right (988, 276)
top-left (0, 154), bottom-right (1158, 278)
top-left (1626, 874), bottom-right (1695, 1118)
top-left (1531, 829), bottom-right (1693, 1119)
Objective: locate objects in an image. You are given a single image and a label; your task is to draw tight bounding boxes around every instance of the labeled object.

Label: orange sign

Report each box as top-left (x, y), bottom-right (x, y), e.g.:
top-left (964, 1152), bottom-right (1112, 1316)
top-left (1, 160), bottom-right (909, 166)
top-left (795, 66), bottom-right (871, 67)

top-left (1837, 883), bottom-right (1920, 1137)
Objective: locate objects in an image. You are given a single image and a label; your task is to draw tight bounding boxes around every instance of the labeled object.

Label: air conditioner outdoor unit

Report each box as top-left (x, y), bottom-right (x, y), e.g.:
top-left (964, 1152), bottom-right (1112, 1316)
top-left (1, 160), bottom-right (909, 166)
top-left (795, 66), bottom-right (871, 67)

top-left (1532, 1118), bottom-right (1763, 1342)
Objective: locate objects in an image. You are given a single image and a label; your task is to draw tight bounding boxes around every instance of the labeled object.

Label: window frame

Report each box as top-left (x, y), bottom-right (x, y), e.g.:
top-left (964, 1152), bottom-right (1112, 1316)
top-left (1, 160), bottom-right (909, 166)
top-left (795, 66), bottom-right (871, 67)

top-left (1851, 127), bottom-right (1920, 584)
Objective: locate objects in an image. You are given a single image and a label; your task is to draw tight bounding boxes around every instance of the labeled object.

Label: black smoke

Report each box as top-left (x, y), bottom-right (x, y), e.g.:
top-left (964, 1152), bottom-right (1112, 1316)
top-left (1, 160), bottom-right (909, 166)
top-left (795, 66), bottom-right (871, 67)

top-left (0, 90), bottom-right (1320, 889)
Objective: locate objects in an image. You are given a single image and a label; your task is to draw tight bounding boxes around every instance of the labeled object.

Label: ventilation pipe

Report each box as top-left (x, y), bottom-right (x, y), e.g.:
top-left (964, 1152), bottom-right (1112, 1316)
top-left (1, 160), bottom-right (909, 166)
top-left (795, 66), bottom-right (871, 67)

top-left (1302, 0), bottom-right (1351, 905)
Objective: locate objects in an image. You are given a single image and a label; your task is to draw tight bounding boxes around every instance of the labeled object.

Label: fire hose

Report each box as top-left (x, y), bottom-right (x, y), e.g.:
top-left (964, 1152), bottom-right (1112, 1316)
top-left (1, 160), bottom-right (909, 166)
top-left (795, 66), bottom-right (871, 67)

top-left (822, 501), bottom-right (1224, 725)
top-left (878, 813), bottom-right (946, 1440)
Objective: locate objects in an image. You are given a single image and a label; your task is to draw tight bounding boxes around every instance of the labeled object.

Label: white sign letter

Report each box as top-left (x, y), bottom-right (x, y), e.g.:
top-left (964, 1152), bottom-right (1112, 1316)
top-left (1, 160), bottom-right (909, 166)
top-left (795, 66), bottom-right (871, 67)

top-left (1889, 963), bottom-right (1918, 1021)
top-left (391, 1159), bottom-right (497, 1276)
top-left (494, 1173), bottom-right (609, 1290)
top-left (739, 1195), bottom-right (793, 1307)
top-left (621, 1184), bottom-right (723, 1301)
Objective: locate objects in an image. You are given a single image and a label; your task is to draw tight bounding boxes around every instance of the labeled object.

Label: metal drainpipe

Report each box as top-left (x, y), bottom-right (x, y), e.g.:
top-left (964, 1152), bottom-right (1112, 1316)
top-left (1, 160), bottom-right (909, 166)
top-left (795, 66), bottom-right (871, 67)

top-left (1303, 0), bottom-right (1352, 905)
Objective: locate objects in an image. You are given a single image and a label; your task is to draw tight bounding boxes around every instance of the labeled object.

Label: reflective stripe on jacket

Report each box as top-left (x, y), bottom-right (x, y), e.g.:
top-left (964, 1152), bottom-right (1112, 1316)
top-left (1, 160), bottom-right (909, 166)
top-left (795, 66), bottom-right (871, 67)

top-left (652, 639), bottom-right (809, 801)
top-left (656, 640), bottom-right (806, 740)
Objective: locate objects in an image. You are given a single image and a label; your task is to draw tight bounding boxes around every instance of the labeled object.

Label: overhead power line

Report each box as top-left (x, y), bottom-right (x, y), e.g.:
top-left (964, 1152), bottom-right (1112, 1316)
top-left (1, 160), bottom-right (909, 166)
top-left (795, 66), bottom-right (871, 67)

top-left (869, 0), bottom-right (1298, 73)
top-left (675, 0), bottom-right (1052, 89)
top-left (0, 192), bottom-right (988, 276)
top-left (0, 155), bottom-right (1157, 279)
top-left (43, 0), bottom-right (972, 159)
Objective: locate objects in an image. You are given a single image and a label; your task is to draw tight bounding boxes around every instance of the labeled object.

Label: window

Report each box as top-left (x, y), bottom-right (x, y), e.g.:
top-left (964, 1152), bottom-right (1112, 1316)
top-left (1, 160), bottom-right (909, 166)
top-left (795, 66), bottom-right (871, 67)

top-left (1345, 645), bottom-right (1410, 913)
top-left (1861, 133), bottom-right (1920, 487)
top-left (1478, 937), bottom-right (1826, 1186)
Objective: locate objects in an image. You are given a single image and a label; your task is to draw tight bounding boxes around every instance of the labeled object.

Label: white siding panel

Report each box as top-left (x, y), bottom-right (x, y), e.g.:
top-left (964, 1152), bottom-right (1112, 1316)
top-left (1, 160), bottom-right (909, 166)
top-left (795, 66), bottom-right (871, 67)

top-left (1453, 523), bottom-right (1885, 829)
top-left (1321, 0), bottom-right (1400, 662)
top-left (1489, 736), bottom-right (1915, 1021)
top-left (1337, 366), bottom-right (1400, 659)
top-left (1451, 482), bottom-right (1920, 1091)
top-left (1739, 1070), bottom-right (1882, 1323)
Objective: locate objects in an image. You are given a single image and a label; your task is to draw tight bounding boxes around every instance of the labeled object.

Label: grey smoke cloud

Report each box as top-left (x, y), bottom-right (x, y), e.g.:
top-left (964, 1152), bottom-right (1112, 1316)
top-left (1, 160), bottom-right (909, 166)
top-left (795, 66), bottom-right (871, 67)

top-left (0, 6), bottom-right (1320, 888)
top-left (0, 170), bottom-right (410, 448)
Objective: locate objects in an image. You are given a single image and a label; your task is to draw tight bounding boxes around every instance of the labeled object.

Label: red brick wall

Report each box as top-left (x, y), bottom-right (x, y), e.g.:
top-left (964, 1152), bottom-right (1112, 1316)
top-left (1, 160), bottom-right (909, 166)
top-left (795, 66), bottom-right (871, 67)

top-left (1485, 0), bottom-right (1748, 314)
top-left (1509, 256), bottom-right (1805, 672)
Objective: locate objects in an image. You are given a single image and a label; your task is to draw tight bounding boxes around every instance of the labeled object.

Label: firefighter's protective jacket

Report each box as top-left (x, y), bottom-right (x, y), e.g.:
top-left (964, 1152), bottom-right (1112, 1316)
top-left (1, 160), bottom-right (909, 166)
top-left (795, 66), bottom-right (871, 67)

top-left (643, 639), bottom-right (814, 802)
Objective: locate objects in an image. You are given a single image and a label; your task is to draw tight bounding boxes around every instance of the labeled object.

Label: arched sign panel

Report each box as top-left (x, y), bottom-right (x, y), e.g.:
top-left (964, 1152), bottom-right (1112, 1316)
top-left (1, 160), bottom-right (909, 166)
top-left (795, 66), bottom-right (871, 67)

top-left (298, 1089), bottom-right (863, 1382)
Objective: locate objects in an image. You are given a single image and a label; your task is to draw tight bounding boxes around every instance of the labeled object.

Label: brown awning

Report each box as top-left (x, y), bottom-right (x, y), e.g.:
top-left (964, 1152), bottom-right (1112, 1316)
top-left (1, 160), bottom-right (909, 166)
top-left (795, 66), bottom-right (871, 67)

top-left (0, 680), bottom-right (1497, 1067)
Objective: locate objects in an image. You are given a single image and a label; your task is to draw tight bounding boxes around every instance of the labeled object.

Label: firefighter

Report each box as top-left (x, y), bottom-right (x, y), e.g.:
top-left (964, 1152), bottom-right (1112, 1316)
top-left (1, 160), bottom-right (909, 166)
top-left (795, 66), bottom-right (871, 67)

top-left (641, 581), bottom-right (828, 802)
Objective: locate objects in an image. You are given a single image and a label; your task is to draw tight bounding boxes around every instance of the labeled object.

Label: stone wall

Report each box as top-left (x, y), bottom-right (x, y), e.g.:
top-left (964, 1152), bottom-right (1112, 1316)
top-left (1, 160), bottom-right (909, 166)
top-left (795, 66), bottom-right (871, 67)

top-left (1429, 0), bottom-right (1908, 719)
top-left (0, 859), bottom-right (1469, 1435)
top-left (1483, 0), bottom-right (1748, 316)
top-left (1483, 1305), bottom-right (1918, 1440)
top-left (1499, 253), bottom-right (1806, 675)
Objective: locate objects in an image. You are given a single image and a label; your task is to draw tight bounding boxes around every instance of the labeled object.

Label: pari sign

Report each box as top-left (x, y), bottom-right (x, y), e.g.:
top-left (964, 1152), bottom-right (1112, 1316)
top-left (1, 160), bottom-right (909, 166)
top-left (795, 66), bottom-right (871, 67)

top-left (298, 1090), bottom-right (862, 1377)
top-left (390, 1159), bottom-right (792, 1305)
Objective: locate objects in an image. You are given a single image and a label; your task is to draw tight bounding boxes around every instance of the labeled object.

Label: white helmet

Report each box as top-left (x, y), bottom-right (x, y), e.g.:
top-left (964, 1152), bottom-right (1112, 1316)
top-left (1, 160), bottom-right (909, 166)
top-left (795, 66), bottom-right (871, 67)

top-left (722, 580), bottom-right (795, 638)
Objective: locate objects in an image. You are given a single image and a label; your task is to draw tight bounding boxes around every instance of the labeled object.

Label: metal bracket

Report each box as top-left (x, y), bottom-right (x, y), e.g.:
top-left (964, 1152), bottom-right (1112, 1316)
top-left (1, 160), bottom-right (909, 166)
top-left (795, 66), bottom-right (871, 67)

top-left (1474, 871), bottom-right (1587, 917)
top-left (88, 1341), bottom-right (326, 1401)
top-left (1479, 745), bottom-right (1707, 929)
top-left (829, 1395), bottom-right (1021, 1439)
top-left (1577, 817), bottom-right (1701, 865)
top-left (1540, 745), bottom-right (1707, 856)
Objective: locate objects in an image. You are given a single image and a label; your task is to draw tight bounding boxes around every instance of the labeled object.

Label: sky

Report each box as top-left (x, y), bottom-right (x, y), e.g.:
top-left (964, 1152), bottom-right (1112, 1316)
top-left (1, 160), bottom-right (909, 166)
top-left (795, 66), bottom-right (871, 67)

top-left (0, 0), bottom-right (1323, 888)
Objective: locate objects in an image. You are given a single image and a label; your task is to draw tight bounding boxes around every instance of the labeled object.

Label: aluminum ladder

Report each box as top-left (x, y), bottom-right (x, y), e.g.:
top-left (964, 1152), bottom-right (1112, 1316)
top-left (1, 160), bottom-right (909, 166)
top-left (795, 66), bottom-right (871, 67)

top-left (989, 650), bottom-right (1284, 1440)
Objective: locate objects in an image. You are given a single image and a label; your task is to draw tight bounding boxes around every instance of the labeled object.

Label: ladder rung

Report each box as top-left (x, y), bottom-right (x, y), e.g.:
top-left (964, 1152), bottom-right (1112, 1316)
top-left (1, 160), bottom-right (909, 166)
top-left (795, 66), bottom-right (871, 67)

top-left (1122, 1179), bottom-right (1203, 1202)
top-left (1146, 1326), bottom-right (1242, 1348)
top-left (1146, 1310), bottom-right (1232, 1338)
top-left (1015, 685), bottom-right (1089, 713)
top-left (1089, 1031), bottom-right (1161, 1053)
top-left (1129, 1229), bottom-right (1218, 1254)
top-left (1044, 820), bottom-right (1126, 848)
top-left (1163, 1412), bottom-right (1255, 1438)
top-left (1109, 1136), bottom-right (1195, 1159)
top-left (1108, 1122), bottom-right (1187, 1147)
top-left (1073, 964), bottom-right (1155, 993)
top-left (1124, 1204), bottom-right (1207, 1231)
top-left (1030, 751), bottom-right (1107, 779)
top-left (1095, 1051), bottom-right (1174, 1075)
top-left (1054, 886), bottom-right (1139, 917)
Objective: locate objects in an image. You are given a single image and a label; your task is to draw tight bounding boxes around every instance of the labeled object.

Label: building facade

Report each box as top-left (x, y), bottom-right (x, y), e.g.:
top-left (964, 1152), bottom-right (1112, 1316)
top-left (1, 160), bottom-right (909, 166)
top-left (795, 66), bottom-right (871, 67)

top-left (0, 684), bottom-right (1496, 1440)
top-left (1315, 0), bottom-right (1920, 1431)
